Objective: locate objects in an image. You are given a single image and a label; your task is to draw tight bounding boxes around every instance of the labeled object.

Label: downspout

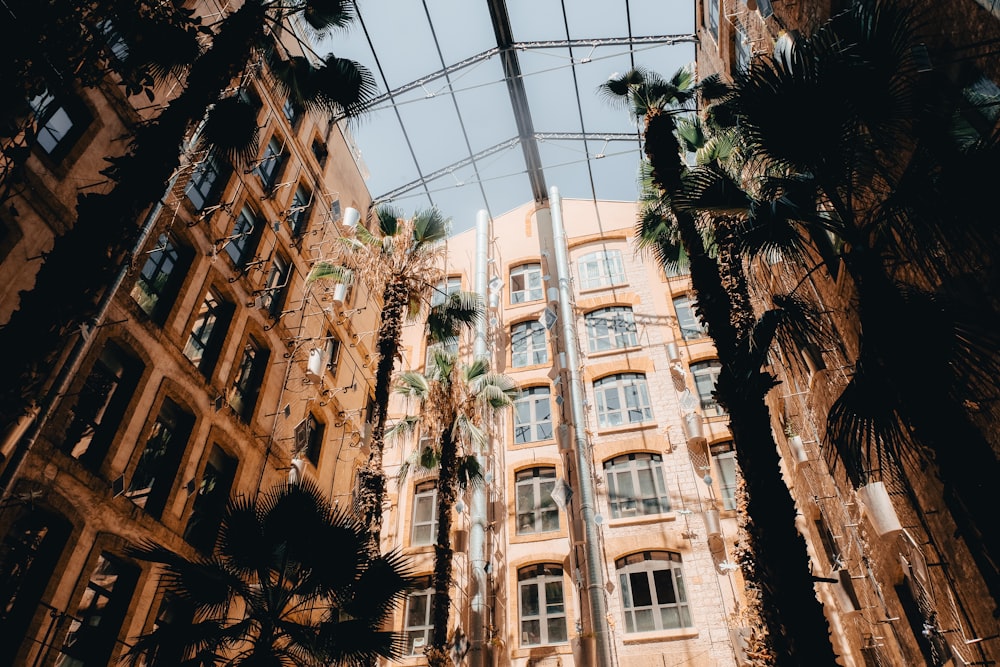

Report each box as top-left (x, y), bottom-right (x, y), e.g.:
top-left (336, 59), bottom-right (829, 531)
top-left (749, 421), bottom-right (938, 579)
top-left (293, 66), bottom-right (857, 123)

top-left (549, 187), bottom-right (612, 667)
top-left (469, 209), bottom-right (489, 667)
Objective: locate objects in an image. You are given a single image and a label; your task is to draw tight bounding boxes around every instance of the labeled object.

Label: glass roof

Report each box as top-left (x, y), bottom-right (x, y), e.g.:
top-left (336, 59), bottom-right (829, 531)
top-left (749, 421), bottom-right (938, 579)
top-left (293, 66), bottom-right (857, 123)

top-left (326, 0), bottom-right (696, 233)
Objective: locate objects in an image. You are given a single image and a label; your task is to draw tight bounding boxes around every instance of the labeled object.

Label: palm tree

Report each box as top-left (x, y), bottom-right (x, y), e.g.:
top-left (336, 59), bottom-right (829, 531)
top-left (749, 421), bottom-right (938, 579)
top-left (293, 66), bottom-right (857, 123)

top-left (600, 67), bottom-right (838, 664)
top-left (125, 480), bottom-right (413, 666)
top-left (709, 0), bottom-right (1000, 607)
top-left (388, 351), bottom-right (516, 667)
top-left (0, 0), bottom-right (376, 433)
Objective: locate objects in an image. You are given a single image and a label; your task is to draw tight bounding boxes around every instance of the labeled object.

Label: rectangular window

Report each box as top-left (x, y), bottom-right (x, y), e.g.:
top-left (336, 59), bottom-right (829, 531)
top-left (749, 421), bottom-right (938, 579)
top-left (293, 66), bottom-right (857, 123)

top-left (55, 553), bottom-right (138, 667)
top-left (126, 399), bottom-right (193, 519)
top-left (294, 414), bottom-right (325, 467)
top-left (511, 320), bottom-right (548, 367)
top-left (510, 263), bottom-right (543, 304)
top-left (594, 373), bottom-right (653, 427)
top-left (425, 336), bottom-right (459, 370)
top-left (673, 295), bottom-right (707, 340)
top-left (324, 333), bottom-right (342, 377)
top-left (403, 577), bottom-right (434, 655)
top-left (183, 289), bottom-right (232, 376)
top-left (257, 136), bottom-right (286, 190)
top-left (735, 21), bottom-right (751, 70)
top-left (131, 233), bottom-right (188, 323)
top-left (518, 564), bottom-right (567, 646)
top-left (604, 453), bottom-right (670, 518)
top-left (516, 468), bottom-right (559, 534)
top-left (63, 343), bottom-right (141, 469)
top-left (183, 445), bottom-right (237, 553)
top-left (514, 386), bottom-right (553, 444)
top-left (230, 336), bottom-right (269, 422)
top-left (185, 154), bottom-right (224, 212)
top-left (578, 249), bottom-right (626, 290)
top-left (707, 0), bottom-right (720, 42)
top-left (312, 138), bottom-right (329, 167)
top-left (28, 91), bottom-right (86, 156)
top-left (711, 442), bottom-right (738, 511)
top-left (282, 98), bottom-right (302, 129)
top-left (585, 306), bottom-right (638, 352)
top-left (617, 551), bottom-right (691, 633)
top-left (287, 185), bottom-right (312, 236)
top-left (259, 254), bottom-right (290, 318)
top-left (411, 480), bottom-right (438, 546)
top-left (430, 276), bottom-right (462, 308)
top-left (691, 360), bottom-right (724, 416)
top-left (225, 205), bottom-right (261, 268)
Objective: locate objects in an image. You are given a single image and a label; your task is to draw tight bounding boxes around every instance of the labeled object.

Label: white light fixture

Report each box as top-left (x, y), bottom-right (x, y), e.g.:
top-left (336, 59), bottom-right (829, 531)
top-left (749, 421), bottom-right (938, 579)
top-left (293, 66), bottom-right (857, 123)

top-left (343, 207), bottom-right (361, 229)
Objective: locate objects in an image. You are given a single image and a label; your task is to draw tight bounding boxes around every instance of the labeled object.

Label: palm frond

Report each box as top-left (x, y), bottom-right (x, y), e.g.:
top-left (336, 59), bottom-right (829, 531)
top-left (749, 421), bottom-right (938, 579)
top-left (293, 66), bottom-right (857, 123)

top-left (200, 96), bottom-right (260, 167)
top-left (306, 261), bottom-right (352, 284)
top-left (425, 290), bottom-right (482, 342)
top-left (395, 371), bottom-right (430, 398)
top-left (375, 205), bottom-right (401, 236)
top-left (300, 0), bottom-right (355, 34)
top-left (411, 207), bottom-right (450, 245)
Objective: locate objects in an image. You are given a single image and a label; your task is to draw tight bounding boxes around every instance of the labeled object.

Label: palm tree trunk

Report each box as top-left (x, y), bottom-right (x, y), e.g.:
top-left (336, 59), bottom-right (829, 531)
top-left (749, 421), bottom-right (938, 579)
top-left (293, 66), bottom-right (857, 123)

top-left (357, 280), bottom-right (408, 558)
top-left (0, 0), bottom-right (269, 425)
top-left (645, 111), bottom-right (838, 665)
top-left (427, 427), bottom-right (458, 667)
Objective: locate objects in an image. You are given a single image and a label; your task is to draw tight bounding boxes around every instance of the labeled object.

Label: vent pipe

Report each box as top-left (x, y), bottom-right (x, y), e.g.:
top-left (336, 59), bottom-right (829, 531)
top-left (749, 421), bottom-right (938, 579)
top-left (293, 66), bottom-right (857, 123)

top-left (549, 187), bottom-right (612, 667)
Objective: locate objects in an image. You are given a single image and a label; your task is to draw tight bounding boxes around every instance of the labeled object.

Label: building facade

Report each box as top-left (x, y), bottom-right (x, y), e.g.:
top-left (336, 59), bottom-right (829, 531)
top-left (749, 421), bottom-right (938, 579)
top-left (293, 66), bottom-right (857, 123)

top-left (0, 4), bottom-right (376, 664)
top-left (383, 198), bottom-right (749, 667)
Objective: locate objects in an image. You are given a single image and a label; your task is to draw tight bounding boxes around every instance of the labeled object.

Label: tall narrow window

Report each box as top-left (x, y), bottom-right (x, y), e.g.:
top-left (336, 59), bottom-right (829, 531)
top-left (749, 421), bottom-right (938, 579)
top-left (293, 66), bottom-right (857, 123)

top-left (411, 480), bottom-right (438, 546)
top-left (0, 509), bottom-right (71, 666)
top-left (711, 441), bottom-right (738, 511)
top-left (511, 320), bottom-right (547, 367)
top-left (603, 453), bottom-right (670, 518)
top-left (707, 0), bottom-right (720, 41)
top-left (295, 414), bottom-right (325, 467)
top-left (311, 138), bottom-right (329, 167)
top-left (673, 295), bottom-right (707, 340)
top-left (324, 333), bottom-right (342, 378)
top-left (132, 233), bottom-right (189, 323)
top-left (225, 205), bottom-right (261, 268)
top-left (230, 336), bottom-right (268, 422)
top-left (585, 306), bottom-right (638, 352)
top-left (126, 399), bottom-right (193, 518)
top-left (185, 154), bottom-right (224, 212)
top-left (62, 342), bottom-right (142, 469)
top-left (513, 386), bottom-right (553, 444)
top-left (257, 136), bottom-right (286, 190)
top-left (617, 551), bottom-right (691, 633)
top-left (282, 98), bottom-right (303, 129)
top-left (260, 254), bottom-right (290, 318)
top-left (735, 21), bottom-right (751, 70)
top-left (54, 553), bottom-right (138, 667)
top-left (183, 289), bottom-right (232, 376)
top-left (594, 373), bottom-right (653, 427)
top-left (287, 185), bottom-right (311, 236)
top-left (403, 577), bottom-right (435, 655)
top-left (578, 249), bottom-right (626, 289)
top-left (145, 593), bottom-right (194, 665)
top-left (184, 445), bottom-right (238, 553)
top-left (515, 467), bottom-right (559, 534)
top-left (510, 263), bottom-right (543, 304)
top-left (518, 564), bottom-right (567, 646)
top-left (691, 360), bottom-right (724, 416)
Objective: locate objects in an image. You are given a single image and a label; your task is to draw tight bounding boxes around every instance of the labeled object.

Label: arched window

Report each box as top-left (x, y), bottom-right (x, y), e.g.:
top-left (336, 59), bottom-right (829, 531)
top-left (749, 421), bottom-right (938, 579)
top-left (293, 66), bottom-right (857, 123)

top-left (690, 360), bottom-right (724, 416)
top-left (518, 564), bottom-right (567, 646)
top-left (513, 386), bottom-right (553, 444)
top-left (515, 467), bottom-right (559, 534)
top-left (411, 480), bottom-right (438, 546)
top-left (616, 551), bottom-right (691, 632)
top-left (578, 249), bottom-right (625, 289)
top-left (511, 320), bottom-right (547, 367)
top-left (593, 373), bottom-right (653, 427)
top-left (584, 306), bottom-right (638, 352)
top-left (403, 576), bottom-right (435, 654)
top-left (510, 263), bottom-right (543, 304)
top-left (603, 453), bottom-right (670, 518)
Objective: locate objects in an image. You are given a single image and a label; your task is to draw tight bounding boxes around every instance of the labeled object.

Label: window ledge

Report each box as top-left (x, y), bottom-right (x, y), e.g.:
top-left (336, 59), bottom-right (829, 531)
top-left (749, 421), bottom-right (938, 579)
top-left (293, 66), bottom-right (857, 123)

top-left (508, 298), bottom-right (544, 308)
top-left (586, 345), bottom-right (643, 359)
top-left (622, 627), bottom-right (699, 644)
top-left (510, 530), bottom-right (567, 545)
top-left (596, 421), bottom-right (657, 436)
top-left (577, 282), bottom-right (629, 296)
top-left (509, 362), bottom-right (551, 373)
top-left (512, 438), bottom-right (557, 448)
top-left (607, 513), bottom-right (677, 529)
top-left (510, 643), bottom-right (572, 659)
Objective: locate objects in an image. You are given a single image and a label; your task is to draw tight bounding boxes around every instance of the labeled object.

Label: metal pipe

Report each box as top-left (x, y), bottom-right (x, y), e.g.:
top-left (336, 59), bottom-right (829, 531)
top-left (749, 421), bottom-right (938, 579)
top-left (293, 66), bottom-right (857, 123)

top-left (468, 208), bottom-right (490, 667)
top-left (549, 186), bottom-right (612, 666)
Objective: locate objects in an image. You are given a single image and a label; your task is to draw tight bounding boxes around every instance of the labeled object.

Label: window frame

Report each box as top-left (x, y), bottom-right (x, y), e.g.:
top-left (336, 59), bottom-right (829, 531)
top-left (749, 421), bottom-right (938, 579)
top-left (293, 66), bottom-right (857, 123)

top-left (287, 184), bottom-right (312, 236)
top-left (403, 576), bottom-right (435, 655)
top-left (27, 90), bottom-right (89, 158)
top-left (577, 249), bottom-right (626, 290)
top-left (510, 263), bottom-right (543, 304)
top-left (225, 205), bottom-right (262, 268)
top-left (711, 441), bottom-right (738, 511)
top-left (584, 306), bottom-right (638, 352)
top-left (185, 153), bottom-right (225, 212)
top-left (515, 467), bottom-right (559, 535)
top-left (691, 360), bottom-right (724, 417)
top-left (182, 288), bottom-right (232, 376)
top-left (518, 564), bottom-right (568, 647)
top-left (230, 335), bottom-right (269, 423)
top-left (593, 373), bottom-right (653, 428)
top-left (513, 386), bottom-right (553, 445)
top-left (260, 254), bottom-right (291, 318)
top-left (125, 398), bottom-right (193, 519)
top-left (616, 551), bottom-right (692, 633)
top-left (411, 480), bottom-right (438, 546)
top-left (256, 135), bottom-right (286, 191)
top-left (706, 0), bottom-right (720, 42)
top-left (603, 452), bottom-right (671, 519)
top-left (183, 444), bottom-right (238, 553)
top-left (131, 233), bottom-right (189, 323)
top-left (511, 319), bottom-right (548, 367)
top-left (673, 295), bottom-right (707, 341)
top-left (430, 276), bottom-right (462, 308)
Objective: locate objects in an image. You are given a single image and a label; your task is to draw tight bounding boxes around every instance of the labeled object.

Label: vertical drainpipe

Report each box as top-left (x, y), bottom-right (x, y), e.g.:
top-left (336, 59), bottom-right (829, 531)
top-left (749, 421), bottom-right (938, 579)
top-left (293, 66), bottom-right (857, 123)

top-left (469, 209), bottom-right (490, 667)
top-left (549, 187), bottom-right (612, 667)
